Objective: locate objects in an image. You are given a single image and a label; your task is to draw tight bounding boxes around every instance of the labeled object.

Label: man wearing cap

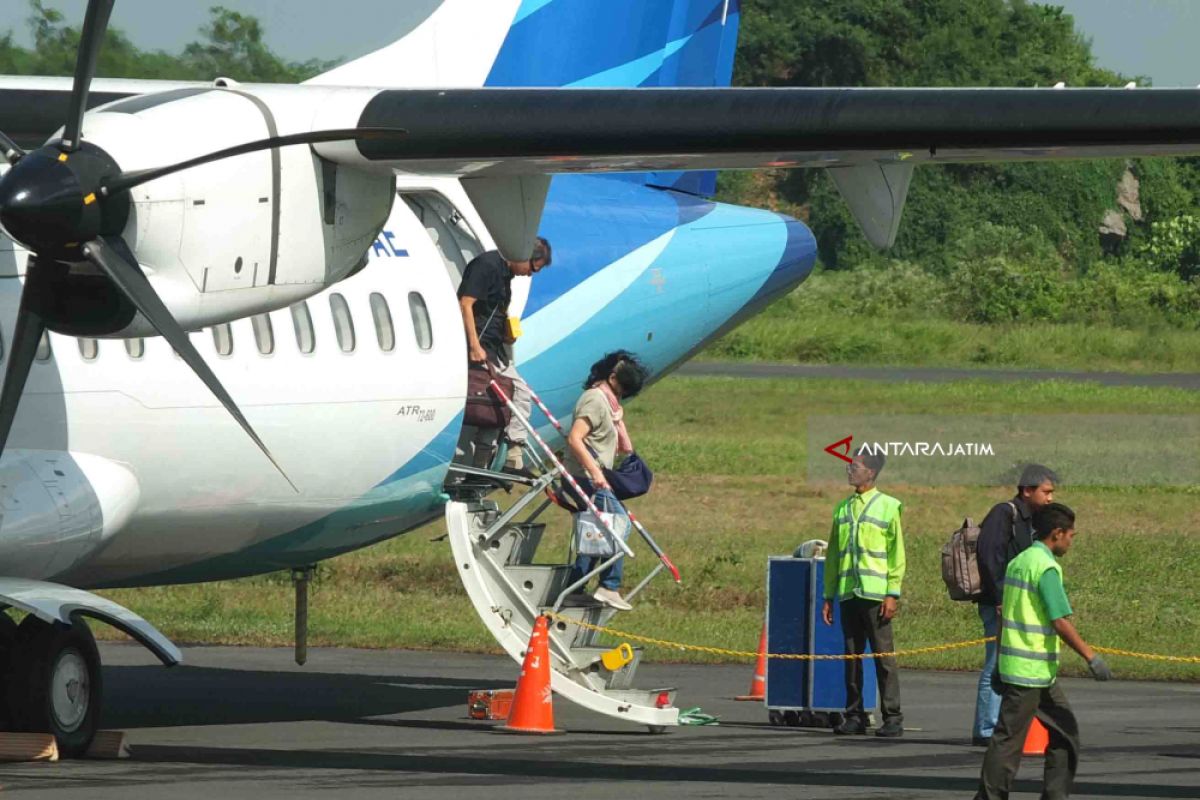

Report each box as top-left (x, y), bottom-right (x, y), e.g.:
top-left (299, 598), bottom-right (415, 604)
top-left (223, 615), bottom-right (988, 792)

top-left (972, 464), bottom-right (1058, 746)
top-left (974, 502), bottom-right (1111, 800)
top-left (822, 445), bottom-right (906, 738)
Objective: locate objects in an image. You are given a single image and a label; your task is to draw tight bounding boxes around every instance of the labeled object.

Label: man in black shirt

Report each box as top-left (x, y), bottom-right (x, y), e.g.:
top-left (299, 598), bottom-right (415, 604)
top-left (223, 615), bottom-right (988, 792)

top-left (971, 463), bottom-right (1058, 746)
top-left (456, 237), bottom-right (551, 469)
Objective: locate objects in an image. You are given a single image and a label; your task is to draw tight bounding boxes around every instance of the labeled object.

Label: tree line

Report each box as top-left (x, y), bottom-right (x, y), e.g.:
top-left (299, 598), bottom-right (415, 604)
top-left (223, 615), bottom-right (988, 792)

top-left (721, 0), bottom-right (1200, 328)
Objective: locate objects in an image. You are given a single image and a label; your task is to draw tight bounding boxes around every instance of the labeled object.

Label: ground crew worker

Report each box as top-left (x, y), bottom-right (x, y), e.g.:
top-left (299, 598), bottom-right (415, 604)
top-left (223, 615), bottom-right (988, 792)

top-left (973, 464), bottom-right (1058, 746)
top-left (974, 502), bottom-right (1112, 800)
top-left (821, 446), bottom-right (905, 738)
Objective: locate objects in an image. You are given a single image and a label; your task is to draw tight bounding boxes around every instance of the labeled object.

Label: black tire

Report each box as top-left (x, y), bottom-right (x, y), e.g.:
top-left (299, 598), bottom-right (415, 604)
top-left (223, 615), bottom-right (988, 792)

top-left (0, 611), bottom-right (17, 729)
top-left (829, 712), bottom-right (845, 730)
top-left (8, 617), bottom-right (102, 758)
top-left (768, 710), bottom-right (785, 726)
top-left (782, 710), bottom-right (801, 727)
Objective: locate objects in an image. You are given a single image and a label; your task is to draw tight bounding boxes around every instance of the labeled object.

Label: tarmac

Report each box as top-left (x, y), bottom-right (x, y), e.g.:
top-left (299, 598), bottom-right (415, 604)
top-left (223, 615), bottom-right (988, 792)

top-left (0, 643), bottom-right (1195, 798)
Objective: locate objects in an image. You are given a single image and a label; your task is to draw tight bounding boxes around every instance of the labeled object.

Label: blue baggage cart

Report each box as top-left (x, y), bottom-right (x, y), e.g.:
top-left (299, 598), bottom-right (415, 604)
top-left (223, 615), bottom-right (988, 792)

top-left (765, 556), bottom-right (877, 728)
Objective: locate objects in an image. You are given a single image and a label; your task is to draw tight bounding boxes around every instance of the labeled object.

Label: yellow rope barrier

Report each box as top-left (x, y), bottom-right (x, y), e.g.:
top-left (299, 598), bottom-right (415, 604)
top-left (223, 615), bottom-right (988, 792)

top-left (543, 611), bottom-right (1200, 664)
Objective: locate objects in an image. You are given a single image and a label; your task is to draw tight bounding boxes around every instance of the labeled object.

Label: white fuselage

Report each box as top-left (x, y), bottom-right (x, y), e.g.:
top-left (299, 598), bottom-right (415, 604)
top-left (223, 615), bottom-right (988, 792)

top-left (0, 175), bottom-right (482, 588)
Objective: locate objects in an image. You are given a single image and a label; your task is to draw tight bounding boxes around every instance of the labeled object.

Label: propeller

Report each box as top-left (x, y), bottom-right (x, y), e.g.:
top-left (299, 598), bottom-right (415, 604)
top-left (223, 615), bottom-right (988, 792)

top-left (0, 0), bottom-right (405, 488)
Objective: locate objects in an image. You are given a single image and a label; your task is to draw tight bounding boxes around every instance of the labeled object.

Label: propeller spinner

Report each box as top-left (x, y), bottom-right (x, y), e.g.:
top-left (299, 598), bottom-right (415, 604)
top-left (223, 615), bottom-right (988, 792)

top-left (0, 0), bottom-right (403, 489)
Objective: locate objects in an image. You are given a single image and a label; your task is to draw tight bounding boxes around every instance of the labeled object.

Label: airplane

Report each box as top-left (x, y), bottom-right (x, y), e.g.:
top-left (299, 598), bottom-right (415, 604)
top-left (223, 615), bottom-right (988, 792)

top-left (0, 0), bottom-right (1199, 755)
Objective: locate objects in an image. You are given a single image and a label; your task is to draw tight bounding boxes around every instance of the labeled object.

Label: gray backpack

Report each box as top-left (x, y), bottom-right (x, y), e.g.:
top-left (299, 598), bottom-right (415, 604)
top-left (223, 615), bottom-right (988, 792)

top-left (941, 517), bottom-right (982, 601)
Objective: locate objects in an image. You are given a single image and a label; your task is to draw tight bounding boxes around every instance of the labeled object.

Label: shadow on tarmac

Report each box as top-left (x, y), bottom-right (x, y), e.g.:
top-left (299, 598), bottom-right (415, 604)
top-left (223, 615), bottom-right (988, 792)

top-left (101, 663), bottom-right (508, 728)
top-left (126, 744), bottom-right (1198, 797)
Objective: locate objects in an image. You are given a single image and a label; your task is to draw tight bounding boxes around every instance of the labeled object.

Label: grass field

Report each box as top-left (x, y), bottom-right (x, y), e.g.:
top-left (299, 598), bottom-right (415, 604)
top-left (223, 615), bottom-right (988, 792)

top-left (703, 306), bottom-right (1200, 374)
top-left (99, 376), bottom-right (1200, 682)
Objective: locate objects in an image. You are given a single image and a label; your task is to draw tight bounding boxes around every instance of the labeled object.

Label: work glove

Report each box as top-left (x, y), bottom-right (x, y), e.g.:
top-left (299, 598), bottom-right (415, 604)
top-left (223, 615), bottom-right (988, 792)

top-left (1088, 655), bottom-right (1113, 681)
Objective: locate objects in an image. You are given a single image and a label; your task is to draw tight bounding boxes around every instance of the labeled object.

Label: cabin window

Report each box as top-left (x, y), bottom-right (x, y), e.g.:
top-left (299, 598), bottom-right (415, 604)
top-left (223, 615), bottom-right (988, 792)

top-left (212, 323), bottom-right (233, 357)
top-left (408, 291), bottom-right (433, 351)
top-left (400, 191), bottom-right (483, 284)
top-left (125, 338), bottom-right (144, 359)
top-left (290, 301), bottom-right (315, 354)
top-left (78, 338), bottom-right (98, 360)
top-left (252, 314), bottom-right (274, 355)
top-left (35, 332), bottom-right (51, 361)
top-left (329, 293), bottom-right (355, 353)
top-left (369, 292), bottom-right (395, 352)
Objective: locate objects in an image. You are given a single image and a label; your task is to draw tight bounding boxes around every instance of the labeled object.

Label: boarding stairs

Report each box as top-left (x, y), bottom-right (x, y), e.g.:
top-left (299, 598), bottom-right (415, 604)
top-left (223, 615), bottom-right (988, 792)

top-left (444, 385), bottom-right (681, 731)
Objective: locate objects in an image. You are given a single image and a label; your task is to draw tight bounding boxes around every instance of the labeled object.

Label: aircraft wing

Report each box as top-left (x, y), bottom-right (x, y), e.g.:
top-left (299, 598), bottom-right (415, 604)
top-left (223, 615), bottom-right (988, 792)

top-left (0, 76), bottom-right (206, 147)
top-left (2, 79), bottom-right (1200, 173)
top-left (310, 87), bottom-right (1200, 176)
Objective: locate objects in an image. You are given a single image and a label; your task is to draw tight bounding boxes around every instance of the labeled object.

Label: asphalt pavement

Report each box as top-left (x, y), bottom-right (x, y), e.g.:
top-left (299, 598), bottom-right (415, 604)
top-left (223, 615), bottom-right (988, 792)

top-left (0, 643), bottom-right (1195, 798)
top-left (677, 361), bottom-right (1200, 390)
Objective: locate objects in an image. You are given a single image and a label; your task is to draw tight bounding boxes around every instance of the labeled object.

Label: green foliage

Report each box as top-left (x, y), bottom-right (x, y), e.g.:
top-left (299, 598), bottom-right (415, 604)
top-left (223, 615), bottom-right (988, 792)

top-left (718, 0), bottom-right (1200, 342)
top-left (0, 1), bottom-right (334, 82)
top-left (944, 223), bottom-right (1068, 323)
top-left (1135, 214), bottom-right (1200, 280)
top-left (735, 0), bottom-right (1124, 89)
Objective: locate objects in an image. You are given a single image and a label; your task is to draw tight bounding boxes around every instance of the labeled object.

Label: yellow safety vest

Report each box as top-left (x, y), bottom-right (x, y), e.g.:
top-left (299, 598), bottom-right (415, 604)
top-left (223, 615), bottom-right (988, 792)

top-left (999, 543), bottom-right (1062, 688)
top-left (829, 490), bottom-right (904, 602)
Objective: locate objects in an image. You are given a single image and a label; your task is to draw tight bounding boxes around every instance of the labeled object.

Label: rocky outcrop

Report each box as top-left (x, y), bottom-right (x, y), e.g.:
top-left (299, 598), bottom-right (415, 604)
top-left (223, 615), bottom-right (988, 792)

top-left (1099, 167), bottom-right (1142, 240)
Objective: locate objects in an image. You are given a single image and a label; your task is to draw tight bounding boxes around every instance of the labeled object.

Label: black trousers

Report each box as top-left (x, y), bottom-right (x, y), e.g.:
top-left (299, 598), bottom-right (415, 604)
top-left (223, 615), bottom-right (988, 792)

top-left (840, 597), bottom-right (902, 722)
top-left (974, 681), bottom-right (1080, 800)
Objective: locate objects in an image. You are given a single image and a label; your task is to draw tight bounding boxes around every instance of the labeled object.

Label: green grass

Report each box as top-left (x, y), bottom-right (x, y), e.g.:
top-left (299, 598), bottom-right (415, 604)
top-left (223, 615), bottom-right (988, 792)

top-left (99, 376), bottom-right (1200, 682)
top-left (703, 306), bottom-right (1200, 373)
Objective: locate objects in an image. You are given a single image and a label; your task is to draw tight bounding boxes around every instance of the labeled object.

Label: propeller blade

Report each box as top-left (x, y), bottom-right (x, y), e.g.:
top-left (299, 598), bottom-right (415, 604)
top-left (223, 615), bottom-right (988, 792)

top-left (0, 288), bottom-right (47, 458)
top-left (81, 235), bottom-right (298, 492)
top-left (62, 0), bottom-right (116, 151)
top-left (0, 130), bottom-right (24, 165)
top-left (102, 127), bottom-right (406, 196)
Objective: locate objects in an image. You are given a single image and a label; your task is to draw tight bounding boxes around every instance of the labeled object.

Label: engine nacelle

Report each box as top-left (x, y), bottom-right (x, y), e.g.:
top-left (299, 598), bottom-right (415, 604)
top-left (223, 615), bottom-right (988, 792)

top-left (0, 451), bottom-right (140, 581)
top-left (6, 85), bottom-right (396, 336)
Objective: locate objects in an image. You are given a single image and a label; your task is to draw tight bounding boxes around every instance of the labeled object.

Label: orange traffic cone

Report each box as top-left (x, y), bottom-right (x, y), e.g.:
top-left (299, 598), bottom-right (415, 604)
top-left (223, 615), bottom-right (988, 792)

top-left (496, 616), bottom-right (564, 735)
top-left (1023, 717), bottom-right (1050, 756)
top-left (735, 624), bottom-right (767, 701)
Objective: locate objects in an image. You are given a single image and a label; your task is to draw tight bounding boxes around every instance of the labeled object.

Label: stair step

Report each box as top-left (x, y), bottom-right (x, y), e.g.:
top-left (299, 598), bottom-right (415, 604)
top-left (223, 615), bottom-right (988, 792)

top-left (570, 646), bottom-right (646, 690)
top-left (503, 565), bottom-right (575, 608)
top-left (446, 500), bottom-right (679, 729)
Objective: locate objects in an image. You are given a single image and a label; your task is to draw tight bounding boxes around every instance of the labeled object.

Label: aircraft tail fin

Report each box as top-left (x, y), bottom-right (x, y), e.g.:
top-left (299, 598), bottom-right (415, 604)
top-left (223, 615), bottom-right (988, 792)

top-left (308, 0), bottom-right (741, 195)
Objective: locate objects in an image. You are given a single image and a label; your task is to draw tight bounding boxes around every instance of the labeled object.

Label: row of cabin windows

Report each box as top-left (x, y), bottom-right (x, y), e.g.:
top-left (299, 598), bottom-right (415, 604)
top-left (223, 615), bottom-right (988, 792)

top-left (11, 291), bottom-right (433, 363)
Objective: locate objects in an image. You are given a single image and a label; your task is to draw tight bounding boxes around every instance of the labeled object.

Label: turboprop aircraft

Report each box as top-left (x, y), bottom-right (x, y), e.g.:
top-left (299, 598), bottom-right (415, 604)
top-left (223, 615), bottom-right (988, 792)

top-left (1, 0), bottom-right (1200, 754)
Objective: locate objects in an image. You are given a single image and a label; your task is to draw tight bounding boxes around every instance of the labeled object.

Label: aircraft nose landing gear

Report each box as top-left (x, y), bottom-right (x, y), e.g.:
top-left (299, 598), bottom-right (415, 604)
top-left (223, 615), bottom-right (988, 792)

top-left (3, 616), bottom-right (102, 758)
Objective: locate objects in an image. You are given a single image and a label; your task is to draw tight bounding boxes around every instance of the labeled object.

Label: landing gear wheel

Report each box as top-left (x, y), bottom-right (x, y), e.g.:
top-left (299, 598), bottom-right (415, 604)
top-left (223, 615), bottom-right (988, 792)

top-left (0, 611), bottom-right (16, 728)
top-left (7, 616), bottom-right (102, 758)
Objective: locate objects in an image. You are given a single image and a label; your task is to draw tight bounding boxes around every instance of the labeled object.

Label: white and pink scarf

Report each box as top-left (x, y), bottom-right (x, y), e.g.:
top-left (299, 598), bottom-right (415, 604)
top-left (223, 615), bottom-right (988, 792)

top-left (598, 381), bottom-right (633, 455)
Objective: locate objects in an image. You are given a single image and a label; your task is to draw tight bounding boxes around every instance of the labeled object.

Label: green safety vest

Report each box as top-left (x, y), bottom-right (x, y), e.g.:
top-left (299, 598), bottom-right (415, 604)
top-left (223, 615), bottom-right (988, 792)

top-left (831, 491), bottom-right (903, 602)
top-left (999, 544), bottom-right (1062, 687)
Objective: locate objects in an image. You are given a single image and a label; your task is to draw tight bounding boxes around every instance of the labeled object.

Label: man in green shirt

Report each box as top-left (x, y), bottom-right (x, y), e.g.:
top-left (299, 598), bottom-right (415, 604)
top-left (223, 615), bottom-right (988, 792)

top-left (822, 446), bottom-right (906, 738)
top-left (975, 502), bottom-right (1112, 800)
